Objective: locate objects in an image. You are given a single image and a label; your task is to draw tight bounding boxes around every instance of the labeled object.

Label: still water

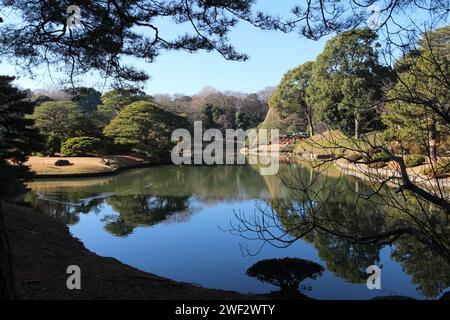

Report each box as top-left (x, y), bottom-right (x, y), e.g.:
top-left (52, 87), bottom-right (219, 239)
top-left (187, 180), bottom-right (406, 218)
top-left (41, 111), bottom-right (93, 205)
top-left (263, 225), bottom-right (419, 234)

top-left (25, 164), bottom-right (449, 299)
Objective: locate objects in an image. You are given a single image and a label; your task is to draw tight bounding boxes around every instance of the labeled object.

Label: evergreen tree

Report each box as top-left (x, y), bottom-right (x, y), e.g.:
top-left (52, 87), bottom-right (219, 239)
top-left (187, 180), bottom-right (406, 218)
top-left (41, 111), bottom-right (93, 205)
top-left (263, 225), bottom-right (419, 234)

top-left (307, 29), bottom-right (390, 139)
top-left (0, 76), bottom-right (41, 197)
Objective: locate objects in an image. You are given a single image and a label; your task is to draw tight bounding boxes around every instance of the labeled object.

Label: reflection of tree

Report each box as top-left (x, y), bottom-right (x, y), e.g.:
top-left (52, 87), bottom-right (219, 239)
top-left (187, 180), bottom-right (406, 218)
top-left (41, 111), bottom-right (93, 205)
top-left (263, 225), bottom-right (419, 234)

top-left (246, 258), bottom-right (324, 294)
top-left (102, 195), bottom-right (191, 236)
top-left (313, 233), bottom-right (380, 284)
top-left (270, 194), bottom-right (382, 283)
top-left (24, 192), bottom-right (104, 225)
top-left (391, 237), bottom-right (450, 298)
top-left (103, 217), bottom-right (134, 237)
top-left (29, 165), bottom-right (274, 201)
top-left (231, 164), bottom-right (450, 297)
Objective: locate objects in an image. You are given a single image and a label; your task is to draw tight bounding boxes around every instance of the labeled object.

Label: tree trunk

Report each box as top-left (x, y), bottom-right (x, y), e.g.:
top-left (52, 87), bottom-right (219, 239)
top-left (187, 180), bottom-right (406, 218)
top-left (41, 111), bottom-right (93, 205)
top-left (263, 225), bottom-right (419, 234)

top-left (0, 202), bottom-right (14, 299)
top-left (307, 116), bottom-right (314, 137)
top-left (429, 121), bottom-right (437, 162)
top-left (354, 113), bottom-right (361, 140)
top-left (306, 106), bottom-right (314, 137)
top-left (355, 180), bottom-right (360, 194)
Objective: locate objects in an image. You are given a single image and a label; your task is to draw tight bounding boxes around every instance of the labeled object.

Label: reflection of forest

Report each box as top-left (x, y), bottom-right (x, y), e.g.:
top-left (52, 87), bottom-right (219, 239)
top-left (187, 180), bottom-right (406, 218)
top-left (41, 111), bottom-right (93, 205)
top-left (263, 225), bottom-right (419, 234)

top-left (28, 165), bottom-right (276, 200)
top-left (25, 165), bottom-right (281, 234)
top-left (269, 166), bottom-right (450, 298)
top-left (102, 195), bottom-right (191, 236)
top-left (25, 163), bottom-right (450, 298)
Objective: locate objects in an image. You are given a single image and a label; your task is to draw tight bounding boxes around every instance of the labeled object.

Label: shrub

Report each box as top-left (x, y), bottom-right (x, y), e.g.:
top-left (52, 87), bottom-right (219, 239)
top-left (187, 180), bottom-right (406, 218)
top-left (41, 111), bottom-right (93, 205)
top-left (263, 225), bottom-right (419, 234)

top-left (421, 158), bottom-right (450, 178)
top-left (403, 154), bottom-right (426, 168)
top-left (361, 148), bottom-right (389, 162)
top-left (246, 258), bottom-right (324, 293)
top-left (373, 151), bottom-right (387, 159)
top-left (347, 152), bottom-right (363, 162)
top-left (61, 136), bottom-right (102, 156)
top-left (282, 143), bottom-right (295, 153)
top-left (368, 161), bottom-right (386, 169)
top-left (44, 133), bottom-right (61, 156)
top-left (54, 159), bottom-right (71, 166)
top-left (334, 148), bottom-right (346, 158)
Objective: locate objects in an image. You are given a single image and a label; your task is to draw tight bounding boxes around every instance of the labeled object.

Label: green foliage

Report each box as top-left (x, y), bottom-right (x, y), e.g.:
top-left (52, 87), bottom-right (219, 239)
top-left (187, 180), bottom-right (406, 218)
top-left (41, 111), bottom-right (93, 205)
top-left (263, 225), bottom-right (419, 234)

top-left (403, 154), bottom-right (426, 168)
top-left (31, 101), bottom-right (96, 142)
top-left (382, 26), bottom-right (449, 159)
top-left (238, 93), bottom-right (268, 129)
top-left (67, 87), bottom-right (101, 114)
top-left (347, 152), bottom-right (363, 162)
top-left (270, 61), bottom-right (314, 134)
top-left (98, 88), bottom-right (151, 124)
top-left (363, 150), bottom-right (388, 162)
top-left (420, 158), bottom-right (450, 177)
top-left (0, 76), bottom-right (41, 198)
top-left (104, 101), bottom-right (187, 162)
top-left (307, 29), bottom-right (390, 138)
top-left (282, 143), bottom-right (295, 153)
top-left (44, 133), bottom-right (61, 156)
top-left (61, 137), bottom-right (102, 156)
top-left (198, 103), bottom-right (223, 129)
top-left (234, 111), bottom-right (250, 129)
top-left (246, 258), bottom-right (324, 293)
top-left (34, 95), bottom-right (53, 105)
top-left (0, 159), bottom-right (33, 198)
top-left (0, 1), bottom-right (256, 84)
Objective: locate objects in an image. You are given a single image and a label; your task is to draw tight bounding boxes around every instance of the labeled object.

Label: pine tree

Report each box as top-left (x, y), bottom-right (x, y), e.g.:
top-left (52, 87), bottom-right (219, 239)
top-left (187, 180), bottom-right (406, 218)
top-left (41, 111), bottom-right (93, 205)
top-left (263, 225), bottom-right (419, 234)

top-left (0, 76), bottom-right (41, 197)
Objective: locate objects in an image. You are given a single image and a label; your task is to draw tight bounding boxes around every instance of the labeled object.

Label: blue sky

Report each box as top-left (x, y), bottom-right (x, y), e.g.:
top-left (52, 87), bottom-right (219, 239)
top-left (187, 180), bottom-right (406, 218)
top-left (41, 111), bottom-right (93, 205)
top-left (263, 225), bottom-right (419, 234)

top-left (139, 22), bottom-right (329, 95)
top-left (1, 0), bottom-right (330, 95)
top-left (0, 0), bottom-right (438, 95)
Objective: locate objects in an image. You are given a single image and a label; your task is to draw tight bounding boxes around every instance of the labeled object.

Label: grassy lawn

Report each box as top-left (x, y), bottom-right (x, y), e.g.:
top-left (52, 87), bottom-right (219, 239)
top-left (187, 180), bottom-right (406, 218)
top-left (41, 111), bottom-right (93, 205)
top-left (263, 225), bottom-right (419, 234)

top-left (26, 155), bottom-right (146, 176)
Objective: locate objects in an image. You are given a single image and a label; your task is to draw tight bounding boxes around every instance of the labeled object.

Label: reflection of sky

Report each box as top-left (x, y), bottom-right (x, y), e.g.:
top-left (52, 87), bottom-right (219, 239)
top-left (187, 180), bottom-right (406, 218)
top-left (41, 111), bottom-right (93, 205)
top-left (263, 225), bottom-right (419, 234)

top-left (68, 198), bottom-right (428, 300)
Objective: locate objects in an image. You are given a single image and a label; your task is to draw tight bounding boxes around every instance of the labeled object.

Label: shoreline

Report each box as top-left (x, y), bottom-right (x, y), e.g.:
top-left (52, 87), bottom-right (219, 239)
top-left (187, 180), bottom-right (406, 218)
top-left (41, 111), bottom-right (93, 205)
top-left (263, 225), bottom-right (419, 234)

top-left (242, 148), bottom-right (450, 191)
top-left (333, 158), bottom-right (450, 190)
top-left (2, 201), bottom-right (264, 300)
top-left (32, 162), bottom-right (151, 179)
top-left (26, 155), bottom-right (151, 179)
top-left (26, 154), bottom-right (449, 193)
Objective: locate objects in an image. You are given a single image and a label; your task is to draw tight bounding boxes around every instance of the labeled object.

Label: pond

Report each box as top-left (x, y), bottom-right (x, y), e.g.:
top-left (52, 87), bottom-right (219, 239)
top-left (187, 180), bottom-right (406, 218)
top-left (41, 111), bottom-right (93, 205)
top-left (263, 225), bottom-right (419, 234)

top-left (25, 163), bottom-right (449, 299)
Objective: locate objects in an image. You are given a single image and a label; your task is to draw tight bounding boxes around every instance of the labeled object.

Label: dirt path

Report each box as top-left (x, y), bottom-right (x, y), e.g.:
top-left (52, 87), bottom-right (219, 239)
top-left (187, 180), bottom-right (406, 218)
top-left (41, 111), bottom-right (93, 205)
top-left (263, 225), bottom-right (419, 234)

top-left (3, 202), bottom-right (256, 300)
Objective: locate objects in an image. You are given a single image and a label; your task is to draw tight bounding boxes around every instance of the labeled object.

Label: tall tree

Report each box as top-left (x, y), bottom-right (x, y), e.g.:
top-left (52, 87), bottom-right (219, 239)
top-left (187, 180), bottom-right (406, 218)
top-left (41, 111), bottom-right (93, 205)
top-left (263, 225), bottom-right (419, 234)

top-left (66, 87), bottom-right (102, 114)
top-left (307, 29), bottom-right (389, 139)
top-left (104, 101), bottom-right (187, 162)
top-left (382, 26), bottom-right (450, 161)
top-left (98, 88), bottom-right (151, 123)
top-left (270, 61), bottom-right (315, 136)
top-left (31, 101), bottom-right (98, 153)
top-left (0, 76), bottom-right (41, 299)
top-left (0, 76), bottom-right (40, 196)
top-left (238, 93), bottom-right (268, 130)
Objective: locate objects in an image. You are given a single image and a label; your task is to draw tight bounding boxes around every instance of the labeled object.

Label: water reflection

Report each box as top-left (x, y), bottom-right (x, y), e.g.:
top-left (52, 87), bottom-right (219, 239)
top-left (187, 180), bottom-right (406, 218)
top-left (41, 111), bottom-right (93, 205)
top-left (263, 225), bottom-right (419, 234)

top-left (25, 163), bottom-right (450, 299)
top-left (103, 195), bottom-right (191, 236)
